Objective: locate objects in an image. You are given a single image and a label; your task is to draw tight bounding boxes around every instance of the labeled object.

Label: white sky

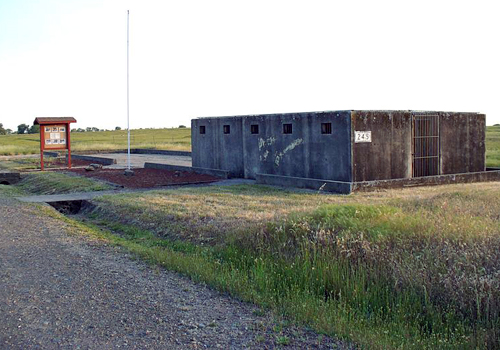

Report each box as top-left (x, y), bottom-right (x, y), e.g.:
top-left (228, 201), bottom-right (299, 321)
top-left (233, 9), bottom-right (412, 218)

top-left (0, 0), bottom-right (499, 130)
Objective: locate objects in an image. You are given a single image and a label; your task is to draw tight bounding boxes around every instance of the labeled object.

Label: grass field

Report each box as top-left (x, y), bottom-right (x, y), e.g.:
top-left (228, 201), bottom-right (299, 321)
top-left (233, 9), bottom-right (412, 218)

top-left (0, 172), bottom-right (113, 196)
top-left (59, 182), bottom-right (499, 349)
top-left (486, 125), bottom-right (500, 167)
top-left (16, 172), bottom-right (113, 194)
top-left (0, 127), bottom-right (191, 155)
top-left (1, 126), bottom-right (499, 167)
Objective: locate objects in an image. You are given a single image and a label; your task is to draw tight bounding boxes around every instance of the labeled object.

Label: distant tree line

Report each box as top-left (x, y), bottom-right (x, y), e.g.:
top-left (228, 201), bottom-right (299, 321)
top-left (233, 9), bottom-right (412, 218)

top-left (70, 126), bottom-right (122, 132)
top-left (0, 123), bottom-right (9, 135)
top-left (0, 123), bottom-right (39, 135)
top-left (16, 123), bottom-right (39, 134)
top-left (0, 123), bottom-right (121, 135)
top-left (1, 123), bottom-right (189, 135)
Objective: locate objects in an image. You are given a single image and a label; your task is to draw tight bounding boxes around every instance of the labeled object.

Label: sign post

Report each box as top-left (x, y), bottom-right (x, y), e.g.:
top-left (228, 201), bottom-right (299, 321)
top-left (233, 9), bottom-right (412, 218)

top-left (34, 117), bottom-right (77, 170)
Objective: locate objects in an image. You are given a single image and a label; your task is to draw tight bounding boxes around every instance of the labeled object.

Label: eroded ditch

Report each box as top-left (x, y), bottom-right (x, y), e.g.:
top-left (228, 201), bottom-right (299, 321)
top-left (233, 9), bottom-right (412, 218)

top-left (47, 199), bottom-right (95, 215)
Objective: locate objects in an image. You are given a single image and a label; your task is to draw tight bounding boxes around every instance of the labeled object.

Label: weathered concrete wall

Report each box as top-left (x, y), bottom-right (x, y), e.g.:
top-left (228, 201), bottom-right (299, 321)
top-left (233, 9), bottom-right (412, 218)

top-left (351, 111), bottom-right (485, 181)
top-left (70, 154), bottom-right (117, 165)
top-left (192, 117), bottom-right (244, 177)
top-left (192, 110), bottom-right (486, 186)
top-left (256, 173), bottom-right (352, 194)
top-left (192, 118), bottom-right (218, 171)
top-left (353, 169), bottom-right (500, 192)
top-left (258, 170), bottom-right (500, 194)
top-left (126, 149), bottom-right (191, 157)
top-left (242, 111), bottom-right (352, 181)
top-left (193, 111), bottom-right (352, 181)
top-left (440, 112), bottom-right (486, 174)
top-left (144, 162), bottom-right (229, 179)
top-left (352, 111), bottom-right (412, 182)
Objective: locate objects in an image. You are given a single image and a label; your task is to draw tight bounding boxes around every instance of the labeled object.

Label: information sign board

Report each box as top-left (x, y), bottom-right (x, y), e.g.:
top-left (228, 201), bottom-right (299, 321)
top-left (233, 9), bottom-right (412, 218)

top-left (43, 125), bottom-right (68, 149)
top-left (34, 117), bottom-right (76, 170)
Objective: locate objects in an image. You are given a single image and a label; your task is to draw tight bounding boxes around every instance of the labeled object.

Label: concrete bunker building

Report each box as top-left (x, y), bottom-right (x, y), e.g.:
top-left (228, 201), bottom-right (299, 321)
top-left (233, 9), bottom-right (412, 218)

top-left (191, 110), bottom-right (497, 193)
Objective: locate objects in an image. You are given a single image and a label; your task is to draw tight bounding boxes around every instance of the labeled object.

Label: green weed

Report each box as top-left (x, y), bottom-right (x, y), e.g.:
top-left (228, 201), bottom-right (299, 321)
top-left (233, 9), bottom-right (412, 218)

top-left (0, 184), bottom-right (23, 197)
top-left (275, 335), bottom-right (290, 345)
top-left (16, 172), bottom-right (112, 195)
top-left (69, 182), bottom-right (500, 348)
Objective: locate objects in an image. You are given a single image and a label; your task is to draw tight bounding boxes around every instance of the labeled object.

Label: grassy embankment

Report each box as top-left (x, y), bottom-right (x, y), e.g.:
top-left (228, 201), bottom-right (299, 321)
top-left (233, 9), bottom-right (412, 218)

top-left (0, 172), bottom-right (113, 196)
top-left (61, 182), bottom-right (500, 349)
top-left (0, 128), bottom-right (191, 155)
top-left (16, 172), bottom-right (113, 194)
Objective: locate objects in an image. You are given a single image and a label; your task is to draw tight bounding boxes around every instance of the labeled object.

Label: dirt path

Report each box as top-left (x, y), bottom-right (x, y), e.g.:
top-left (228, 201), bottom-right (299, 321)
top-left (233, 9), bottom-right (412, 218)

top-left (0, 197), bottom-right (346, 349)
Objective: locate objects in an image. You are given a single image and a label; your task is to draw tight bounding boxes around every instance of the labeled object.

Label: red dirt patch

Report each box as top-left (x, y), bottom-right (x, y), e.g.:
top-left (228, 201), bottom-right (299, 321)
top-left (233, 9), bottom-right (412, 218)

top-left (66, 168), bottom-right (221, 189)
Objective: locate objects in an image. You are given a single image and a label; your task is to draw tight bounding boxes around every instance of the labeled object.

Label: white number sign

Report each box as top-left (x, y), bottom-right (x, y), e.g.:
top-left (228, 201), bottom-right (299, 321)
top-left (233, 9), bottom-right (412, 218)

top-left (355, 131), bottom-right (372, 143)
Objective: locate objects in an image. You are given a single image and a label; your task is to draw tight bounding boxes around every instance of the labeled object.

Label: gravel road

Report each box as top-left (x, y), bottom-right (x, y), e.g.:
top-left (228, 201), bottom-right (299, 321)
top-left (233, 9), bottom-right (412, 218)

top-left (0, 196), bottom-right (348, 349)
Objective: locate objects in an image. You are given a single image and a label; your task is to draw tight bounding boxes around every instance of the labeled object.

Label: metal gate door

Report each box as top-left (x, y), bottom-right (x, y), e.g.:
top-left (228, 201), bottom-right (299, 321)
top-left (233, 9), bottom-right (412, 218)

top-left (412, 113), bottom-right (440, 177)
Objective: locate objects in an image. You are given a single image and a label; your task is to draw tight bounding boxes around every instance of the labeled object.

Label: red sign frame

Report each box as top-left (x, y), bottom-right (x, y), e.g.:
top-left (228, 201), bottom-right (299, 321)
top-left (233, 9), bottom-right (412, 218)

top-left (34, 118), bottom-right (76, 171)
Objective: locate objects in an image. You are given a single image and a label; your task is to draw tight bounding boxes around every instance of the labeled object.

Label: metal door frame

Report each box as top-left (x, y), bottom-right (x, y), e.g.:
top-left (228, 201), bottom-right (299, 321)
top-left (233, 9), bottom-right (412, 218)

top-left (411, 113), bottom-right (440, 177)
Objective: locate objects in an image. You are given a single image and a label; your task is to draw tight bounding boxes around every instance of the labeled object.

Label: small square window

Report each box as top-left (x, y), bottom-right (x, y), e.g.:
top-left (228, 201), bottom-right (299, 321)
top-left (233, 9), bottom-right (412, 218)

top-left (223, 125), bottom-right (230, 134)
top-left (199, 125), bottom-right (206, 134)
top-left (321, 123), bottom-right (332, 134)
top-left (283, 123), bottom-right (292, 134)
top-left (250, 124), bottom-right (259, 134)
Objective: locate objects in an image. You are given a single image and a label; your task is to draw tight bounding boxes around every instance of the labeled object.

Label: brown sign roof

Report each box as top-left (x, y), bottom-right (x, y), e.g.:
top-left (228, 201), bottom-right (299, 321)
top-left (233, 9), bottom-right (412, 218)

top-left (34, 117), bottom-right (77, 125)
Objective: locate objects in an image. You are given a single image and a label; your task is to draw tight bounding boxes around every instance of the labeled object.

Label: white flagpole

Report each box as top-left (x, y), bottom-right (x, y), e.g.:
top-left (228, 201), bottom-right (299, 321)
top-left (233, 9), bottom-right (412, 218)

top-left (126, 10), bottom-right (131, 171)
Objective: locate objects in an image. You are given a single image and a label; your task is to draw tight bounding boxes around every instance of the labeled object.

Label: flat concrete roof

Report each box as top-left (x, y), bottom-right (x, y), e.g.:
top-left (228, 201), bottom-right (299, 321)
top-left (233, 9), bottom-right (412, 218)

top-left (195, 110), bottom-right (483, 120)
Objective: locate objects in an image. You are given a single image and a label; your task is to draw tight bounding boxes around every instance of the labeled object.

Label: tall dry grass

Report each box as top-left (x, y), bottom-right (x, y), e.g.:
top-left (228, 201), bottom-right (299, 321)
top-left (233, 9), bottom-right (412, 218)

top-left (88, 182), bottom-right (500, 348)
